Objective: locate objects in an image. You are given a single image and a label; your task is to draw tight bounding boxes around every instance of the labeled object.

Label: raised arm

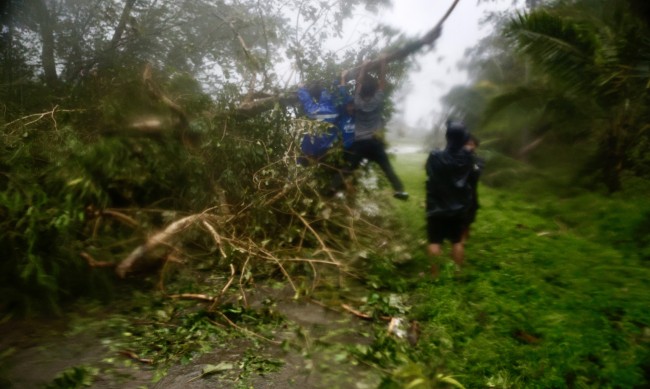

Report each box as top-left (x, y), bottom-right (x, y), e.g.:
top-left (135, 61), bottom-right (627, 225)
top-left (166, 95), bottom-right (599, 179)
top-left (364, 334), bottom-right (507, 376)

top-left (355, 61), bottom-right (368, 96)
top-left (378, 57), bottom-right (386, 91)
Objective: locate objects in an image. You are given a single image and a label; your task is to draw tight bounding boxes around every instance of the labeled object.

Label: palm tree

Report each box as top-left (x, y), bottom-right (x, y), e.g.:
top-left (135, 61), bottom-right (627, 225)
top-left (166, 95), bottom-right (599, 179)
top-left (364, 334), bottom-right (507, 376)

top-left (484, 0), bottom-right (650, 191)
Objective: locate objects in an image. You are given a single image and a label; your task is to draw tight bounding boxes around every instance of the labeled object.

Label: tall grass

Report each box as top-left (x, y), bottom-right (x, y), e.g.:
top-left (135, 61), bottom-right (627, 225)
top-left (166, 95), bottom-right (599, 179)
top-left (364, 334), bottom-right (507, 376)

top-left (385, 150), bottom-right (650, 388)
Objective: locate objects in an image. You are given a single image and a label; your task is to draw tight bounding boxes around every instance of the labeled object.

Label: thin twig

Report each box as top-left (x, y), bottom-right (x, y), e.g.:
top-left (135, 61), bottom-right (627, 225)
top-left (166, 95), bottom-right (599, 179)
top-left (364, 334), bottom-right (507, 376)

top-left (118, 350), bottom-right (154, 364)
top-left (210, 263), bottom-right (236, 311)
top-left (202, 220), bottom-right (227, 258)
top-left (80, 251), bottom-right (115, 268)
top-left (102, 209), bottom-right (139, 228)
top-left (215, 311), bottom-right (281, 345)
top-left (239, 255), bottom-right (251, 308)
top-left (341, 303), bottom-right (392, 322)
top-left (290, 207), bottom-right (340, 265)
top-left (168, 293), bottom-right (216, 302)
top-left (4, 106), bottom-right (84, 129)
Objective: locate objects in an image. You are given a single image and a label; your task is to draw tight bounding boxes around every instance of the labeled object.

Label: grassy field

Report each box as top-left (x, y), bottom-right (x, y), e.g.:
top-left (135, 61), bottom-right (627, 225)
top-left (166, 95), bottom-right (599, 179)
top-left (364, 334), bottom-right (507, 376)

top-left (381, 151), bottom-right (650, 388)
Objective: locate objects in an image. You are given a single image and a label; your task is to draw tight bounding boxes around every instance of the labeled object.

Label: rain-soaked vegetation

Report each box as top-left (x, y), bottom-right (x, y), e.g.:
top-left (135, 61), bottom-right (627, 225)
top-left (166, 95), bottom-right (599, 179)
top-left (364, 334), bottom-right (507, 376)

top-left (1, 0), bottom-right (649, 388)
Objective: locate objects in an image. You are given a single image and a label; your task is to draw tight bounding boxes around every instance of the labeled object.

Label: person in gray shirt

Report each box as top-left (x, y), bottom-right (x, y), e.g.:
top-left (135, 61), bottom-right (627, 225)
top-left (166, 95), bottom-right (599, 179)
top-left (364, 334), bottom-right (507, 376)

top-left (340, 58), bottom-right (408, 200)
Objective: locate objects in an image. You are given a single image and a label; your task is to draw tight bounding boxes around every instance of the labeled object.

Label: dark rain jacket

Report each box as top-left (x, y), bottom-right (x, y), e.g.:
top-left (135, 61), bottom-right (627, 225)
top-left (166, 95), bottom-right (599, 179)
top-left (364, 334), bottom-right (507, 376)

top-left (465, 155), bottom-right (484, 223)
top-left (425, 147), bottom-right (474, 218)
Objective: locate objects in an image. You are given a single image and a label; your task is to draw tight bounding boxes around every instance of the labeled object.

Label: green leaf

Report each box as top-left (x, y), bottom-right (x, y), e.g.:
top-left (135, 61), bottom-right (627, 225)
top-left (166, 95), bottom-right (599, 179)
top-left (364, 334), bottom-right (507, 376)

top-left (404, 378), bottom-right (427, 389)
top-left (202, 362), bottom-right (234, 375)
top-left (187, 362), bottom-right (234, 383)
top-left (437, 374), bottom-right (466, 389)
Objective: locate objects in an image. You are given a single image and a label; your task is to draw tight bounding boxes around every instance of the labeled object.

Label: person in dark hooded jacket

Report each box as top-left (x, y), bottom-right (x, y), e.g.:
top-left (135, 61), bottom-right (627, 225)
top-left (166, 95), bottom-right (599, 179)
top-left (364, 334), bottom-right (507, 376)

top-left (425, 121), bottom-right (474, 275)
top-left (462, 134), bottom-right (484, 242)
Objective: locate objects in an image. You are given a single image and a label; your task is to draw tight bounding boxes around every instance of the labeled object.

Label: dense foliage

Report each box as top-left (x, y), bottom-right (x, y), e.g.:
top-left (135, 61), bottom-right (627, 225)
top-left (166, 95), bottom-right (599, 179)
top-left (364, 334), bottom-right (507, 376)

top-left (0, 0), bottom-right (409, 312)
top-left (441, 0), bottom-right (650, 192)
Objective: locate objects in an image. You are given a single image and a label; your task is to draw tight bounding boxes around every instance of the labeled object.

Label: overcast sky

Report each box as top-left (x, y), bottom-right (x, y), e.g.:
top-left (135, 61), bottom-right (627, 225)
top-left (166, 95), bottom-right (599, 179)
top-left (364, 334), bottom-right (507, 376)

top-left (336, 0), bottom-right (512, 129)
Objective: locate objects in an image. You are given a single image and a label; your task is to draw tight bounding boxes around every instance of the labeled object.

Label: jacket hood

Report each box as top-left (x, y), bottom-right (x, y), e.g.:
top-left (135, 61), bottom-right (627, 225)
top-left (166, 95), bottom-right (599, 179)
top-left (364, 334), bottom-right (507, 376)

top-left (445, 121), bottom-right (469, 152)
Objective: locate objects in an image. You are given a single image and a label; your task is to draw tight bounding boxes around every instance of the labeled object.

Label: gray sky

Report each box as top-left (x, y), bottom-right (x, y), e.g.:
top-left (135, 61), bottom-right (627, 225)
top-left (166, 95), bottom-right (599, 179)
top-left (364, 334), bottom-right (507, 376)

top-left (338, 0), bottom-right (511, 128)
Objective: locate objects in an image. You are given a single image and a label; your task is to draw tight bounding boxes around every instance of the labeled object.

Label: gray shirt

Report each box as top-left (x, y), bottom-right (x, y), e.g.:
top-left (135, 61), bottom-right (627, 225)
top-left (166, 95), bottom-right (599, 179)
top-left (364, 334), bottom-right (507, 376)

top-left (354, 89), bottom-right (385, 140)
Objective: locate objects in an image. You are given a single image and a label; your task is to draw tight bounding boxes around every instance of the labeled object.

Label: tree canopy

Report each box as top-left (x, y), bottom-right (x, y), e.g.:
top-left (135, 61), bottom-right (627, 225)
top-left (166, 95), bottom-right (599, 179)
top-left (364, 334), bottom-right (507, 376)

top-left (440, 0), bottom-right (650, 192)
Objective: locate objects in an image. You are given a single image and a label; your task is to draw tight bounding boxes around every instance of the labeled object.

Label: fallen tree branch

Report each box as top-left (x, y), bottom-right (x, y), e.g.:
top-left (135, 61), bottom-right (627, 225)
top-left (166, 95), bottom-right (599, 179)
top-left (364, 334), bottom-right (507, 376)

top-left (343, 0), bottom-right (460, 81)
top-left (118, 350), bottom-right (154, 364)
top-left (214, 311), bottom-right (281, 345)
top-left (202, 220), bottom-right (227, 258)
top-left (233, 93), bottom-right (299, 118)
top-left (116, 214), bottom-right (209, 278)
top-left (232, 0), bottom-right (461, 116)
top-left (210, 263), bottom-right (236, 311)
top-left (238, 255), bottom-right (251, 308)
top-left (101, 209), bottom-right (139, 228)
top-left (290, 207), bottom-right (341, 266)
top-left (168, 293), bottom-right (216, 302)
top-left (80, 251), bottom-right (115, 268)
top-left (341, 303), bottom-right (373, 320)
top-left (4, 106), bottom-right (84, 130)
top-left (341, 303), bottom-right (391, 321)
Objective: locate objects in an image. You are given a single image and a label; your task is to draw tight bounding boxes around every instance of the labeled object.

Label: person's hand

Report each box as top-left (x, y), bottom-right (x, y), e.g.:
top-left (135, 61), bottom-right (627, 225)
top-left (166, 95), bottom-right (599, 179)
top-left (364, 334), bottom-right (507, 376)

top-left (357, 61), bottom-right (369, 81)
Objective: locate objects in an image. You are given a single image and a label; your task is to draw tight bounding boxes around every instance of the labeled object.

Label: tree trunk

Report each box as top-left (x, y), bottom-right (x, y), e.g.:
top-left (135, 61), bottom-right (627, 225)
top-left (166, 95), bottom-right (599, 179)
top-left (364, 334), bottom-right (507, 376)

top-left (33, 0), bottom-right (58, 88)
top-left (109, 0), bottom-right (136, 51)
top-left (1, 1), bottom-right (14, 104)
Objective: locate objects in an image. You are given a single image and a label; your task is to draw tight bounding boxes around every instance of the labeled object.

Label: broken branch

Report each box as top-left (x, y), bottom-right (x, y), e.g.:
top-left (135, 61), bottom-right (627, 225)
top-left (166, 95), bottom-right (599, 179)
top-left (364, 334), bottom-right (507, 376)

top-left (341, 303), bottom-right (391, 321)
top-left (116, 214), bottom-right (209, 278)
top-left (80, 251), bottom-right (115, 268)
top-left (168, 293), bottom-right (217, 303)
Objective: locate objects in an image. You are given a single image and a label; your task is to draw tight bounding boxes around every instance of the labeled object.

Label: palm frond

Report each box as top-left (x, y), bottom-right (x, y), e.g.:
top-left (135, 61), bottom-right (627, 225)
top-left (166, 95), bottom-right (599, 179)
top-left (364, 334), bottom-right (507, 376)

top-left (482, 85), bottom-right (546, 125)
top-left (506, 11), bottom-right (599, 90)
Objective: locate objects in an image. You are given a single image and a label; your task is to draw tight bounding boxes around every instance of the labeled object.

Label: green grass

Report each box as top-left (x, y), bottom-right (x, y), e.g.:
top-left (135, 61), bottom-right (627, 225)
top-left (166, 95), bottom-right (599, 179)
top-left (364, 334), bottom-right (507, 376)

top-left (385, 152), bottom-right (650, 388)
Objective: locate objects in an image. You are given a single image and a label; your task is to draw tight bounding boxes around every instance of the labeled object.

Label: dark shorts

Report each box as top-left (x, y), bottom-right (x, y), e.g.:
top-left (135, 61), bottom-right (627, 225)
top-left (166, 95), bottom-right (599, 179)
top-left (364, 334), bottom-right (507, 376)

top-left (427, 215), bottom-right (465, 244)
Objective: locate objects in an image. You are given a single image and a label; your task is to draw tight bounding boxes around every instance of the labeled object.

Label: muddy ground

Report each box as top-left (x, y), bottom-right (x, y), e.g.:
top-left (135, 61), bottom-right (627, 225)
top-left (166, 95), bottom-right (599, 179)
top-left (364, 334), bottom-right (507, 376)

top-left (1, 284), bottom-right (388, 389)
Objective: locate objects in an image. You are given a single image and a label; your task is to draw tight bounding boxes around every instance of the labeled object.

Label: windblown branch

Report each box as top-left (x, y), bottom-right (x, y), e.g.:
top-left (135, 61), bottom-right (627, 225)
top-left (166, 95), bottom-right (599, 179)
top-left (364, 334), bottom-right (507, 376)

top-left (232, 0), bottom-right (461, 117)
top-left (343, 0), bottom-right (460, 81)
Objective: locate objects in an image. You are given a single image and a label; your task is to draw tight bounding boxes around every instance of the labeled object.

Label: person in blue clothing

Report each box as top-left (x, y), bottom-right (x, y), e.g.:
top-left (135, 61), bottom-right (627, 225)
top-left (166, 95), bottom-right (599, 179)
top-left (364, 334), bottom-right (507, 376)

top-left (296, 80), bottom-right (340, 163)
top-left (325, 71), bottom-right (357, 194)
top-left (336, 71), bottom-right (356, 151)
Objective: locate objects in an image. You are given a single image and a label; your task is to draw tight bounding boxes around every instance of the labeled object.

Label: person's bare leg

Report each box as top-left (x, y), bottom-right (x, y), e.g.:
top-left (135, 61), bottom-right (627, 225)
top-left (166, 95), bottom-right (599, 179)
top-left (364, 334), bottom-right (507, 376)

top-left (451, 242), bottom-right (464, 269)
top-left (461, 227), bottom-right (470, 244)
top-left (428, 243), bottom-right (442, 277)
